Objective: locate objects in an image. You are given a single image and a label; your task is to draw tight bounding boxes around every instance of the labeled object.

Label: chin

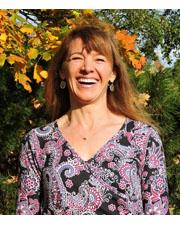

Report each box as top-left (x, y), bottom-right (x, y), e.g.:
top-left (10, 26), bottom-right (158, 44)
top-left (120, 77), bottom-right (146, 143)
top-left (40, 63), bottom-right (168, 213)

top-left (71, 90), bottom-right (105, 105)
top-left (77, 97), bottom-right (97, 105)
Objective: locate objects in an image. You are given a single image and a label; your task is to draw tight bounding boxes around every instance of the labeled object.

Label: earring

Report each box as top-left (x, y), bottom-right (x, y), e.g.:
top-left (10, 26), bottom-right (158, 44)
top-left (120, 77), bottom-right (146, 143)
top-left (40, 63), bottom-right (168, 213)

top-left (60, 80), bottom-right (66, 89)
top-left (109, 81), bottom-right (115, 92)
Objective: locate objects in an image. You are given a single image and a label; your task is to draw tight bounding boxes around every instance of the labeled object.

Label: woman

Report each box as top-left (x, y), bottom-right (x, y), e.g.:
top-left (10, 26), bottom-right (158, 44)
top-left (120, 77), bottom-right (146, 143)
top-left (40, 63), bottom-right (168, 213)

top-left (16, 25), bottom-right (169, 215)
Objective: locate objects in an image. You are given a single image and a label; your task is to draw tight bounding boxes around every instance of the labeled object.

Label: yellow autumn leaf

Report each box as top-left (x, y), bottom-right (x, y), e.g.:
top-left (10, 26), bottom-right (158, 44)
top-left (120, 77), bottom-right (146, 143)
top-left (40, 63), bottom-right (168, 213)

top-left (173, 158), bottom-right (179, 165)
top-left (40, 70), bottom-right (48, 79)
top-left (2, 176), bottom-right (18, 184)
top-left (34, 64), bottom-right (48, 83)
top-left (66, 18), bottom-right (74, 25)
top-left (116, 30), bottom-right (137, 52)
top-left (20, 26), bottom-right (34, 35)
top-left (32, 98), bottom-right (42, 109)
top-left (0, 10), bottom-right (8, 17)
top-left (27, 48), bottom-right (38, 60)
top-left (140, 56), bottom-right (146, 66)
top-left (22, 82), bottom-right (32, 93)
top-left (72, 10), bottom-right (81, 17)
top-left (135, 70), bottom-right (145, 77)
top-left (7, 54), bottom-right (26, 64)
top-left (51, 27), bottom-right (61, 32)
top-left (132, 59), bottom-right (142, 70)
top-left (34, 64), bottom-right (42, 84)
top-left (116, 30), bottom-right (128, 41)
top-left (0, 47), bottom-right (4, 53)
top-left (29, 37), bottom-right (41, 47)
top-left (127, 52), bottom-right (145, 71)
top-left (15, 71), bottom-right (32, 93)
top-left (0, 53), bottom-right (6, 67)
top-left (138, 93), bottom-right (150, 107)
top-left (82, 9), bottom-right (93, 15)
top-left (42, 52), bottom-right (51, 61)
top-left (57, 40), bottom-right (62, 44)
top-left (0, 33), bottom-right (7, 42)
top-left (46, 31), bottom-right (58, 41)
top-left (49, 44), bottom-right (59, 49)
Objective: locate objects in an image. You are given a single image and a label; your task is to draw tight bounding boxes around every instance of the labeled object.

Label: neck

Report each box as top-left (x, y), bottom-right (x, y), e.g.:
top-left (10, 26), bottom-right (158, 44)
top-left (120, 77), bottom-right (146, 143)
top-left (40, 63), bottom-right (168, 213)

top-left (67, 102), bottom-right (114, 130)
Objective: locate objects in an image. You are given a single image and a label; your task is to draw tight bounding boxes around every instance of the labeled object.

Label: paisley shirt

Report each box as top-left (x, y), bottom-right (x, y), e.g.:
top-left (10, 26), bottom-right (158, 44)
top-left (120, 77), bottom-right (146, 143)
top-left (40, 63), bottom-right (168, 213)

top-left (16, 118), bottom-right (169, 215)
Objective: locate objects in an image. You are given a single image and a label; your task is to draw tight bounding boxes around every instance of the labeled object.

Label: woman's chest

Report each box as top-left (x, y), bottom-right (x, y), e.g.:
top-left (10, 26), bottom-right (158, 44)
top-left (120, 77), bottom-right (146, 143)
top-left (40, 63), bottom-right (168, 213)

top-left (42, 139), bottom-right (143, 190)
top-left (41, 142), bottom-right (143, 214)
top-left (59, 125), bottom-right (125, 162)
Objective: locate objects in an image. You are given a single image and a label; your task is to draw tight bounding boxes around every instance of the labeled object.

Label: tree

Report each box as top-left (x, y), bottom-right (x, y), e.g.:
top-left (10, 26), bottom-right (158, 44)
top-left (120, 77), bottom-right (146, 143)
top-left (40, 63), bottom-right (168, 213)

top-left (0, 10), bottom-right (146, 93)
top-left (95, 9), bottom-right (180, 64)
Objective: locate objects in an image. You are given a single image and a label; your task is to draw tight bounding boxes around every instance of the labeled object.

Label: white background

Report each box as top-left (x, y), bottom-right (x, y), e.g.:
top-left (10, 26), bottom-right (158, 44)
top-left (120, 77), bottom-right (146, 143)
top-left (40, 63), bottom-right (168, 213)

top-left (0, 0), bottom-right (179, 9)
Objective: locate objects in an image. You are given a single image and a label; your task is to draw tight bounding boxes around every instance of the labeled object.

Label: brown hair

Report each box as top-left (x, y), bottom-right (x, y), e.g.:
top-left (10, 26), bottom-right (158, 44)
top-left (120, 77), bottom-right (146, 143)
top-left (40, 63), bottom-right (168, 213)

top-left (45, 24), bottom-right (156, 127)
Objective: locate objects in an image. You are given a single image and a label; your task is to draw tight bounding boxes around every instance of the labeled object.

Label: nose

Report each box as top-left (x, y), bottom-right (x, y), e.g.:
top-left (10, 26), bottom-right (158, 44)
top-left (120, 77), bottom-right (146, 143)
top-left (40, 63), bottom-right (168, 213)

top-left (81, 56), bottom-right (94, 74)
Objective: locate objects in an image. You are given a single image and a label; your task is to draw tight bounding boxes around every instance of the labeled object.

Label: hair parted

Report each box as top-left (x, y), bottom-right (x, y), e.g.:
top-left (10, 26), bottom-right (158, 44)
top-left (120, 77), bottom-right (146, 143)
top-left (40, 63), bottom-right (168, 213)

top-left (45, 22), bottom-right (156, 128)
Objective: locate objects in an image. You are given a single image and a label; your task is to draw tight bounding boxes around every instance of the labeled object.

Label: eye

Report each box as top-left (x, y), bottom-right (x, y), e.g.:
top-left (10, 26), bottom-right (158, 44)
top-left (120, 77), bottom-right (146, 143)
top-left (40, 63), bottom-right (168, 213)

top-left (95, 54), bottom-right (107, 62)
top-left (96, 58), bottom-right (106, 62)
top-left (72, 56), bottom-right (83, 60)
top-left (68, 53), bottom-right (84, 61)
top-left (71, 56), bottom-right (83, 61)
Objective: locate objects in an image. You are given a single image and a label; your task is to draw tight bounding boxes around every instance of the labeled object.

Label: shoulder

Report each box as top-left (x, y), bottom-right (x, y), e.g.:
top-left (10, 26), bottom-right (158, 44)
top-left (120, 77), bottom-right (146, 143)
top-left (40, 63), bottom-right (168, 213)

top-left (125, 117), bottom-right (162, 144)
top-left (22, 120), bottom-right (58, 143)
top-left (126, 118), bottom-right (159, 134)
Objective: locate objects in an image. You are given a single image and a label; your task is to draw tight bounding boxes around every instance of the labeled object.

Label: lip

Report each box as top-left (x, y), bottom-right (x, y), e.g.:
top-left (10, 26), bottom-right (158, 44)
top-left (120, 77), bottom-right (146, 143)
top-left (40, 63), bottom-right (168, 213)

top-left (77, 82), bottom-right (98, 88)
top-left (76, 76), bottom-right (99, 88)
top-left (76, 76), bottom-right (99, 81)
top-left (76, 78), bottom-right (98, 88)
top-left (78, 84), bottom-right (96, 88)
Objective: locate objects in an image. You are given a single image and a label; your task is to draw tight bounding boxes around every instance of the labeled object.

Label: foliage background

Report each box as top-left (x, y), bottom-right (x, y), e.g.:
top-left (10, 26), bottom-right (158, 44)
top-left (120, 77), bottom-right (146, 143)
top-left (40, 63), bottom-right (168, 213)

top-left (0, 9), bottom-right (179, 214)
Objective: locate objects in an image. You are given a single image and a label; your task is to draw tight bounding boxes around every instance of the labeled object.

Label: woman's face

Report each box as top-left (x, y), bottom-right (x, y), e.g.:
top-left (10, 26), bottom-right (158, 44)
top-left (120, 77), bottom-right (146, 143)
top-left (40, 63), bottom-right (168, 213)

top-left (62, 38), bottom-right (116, 106)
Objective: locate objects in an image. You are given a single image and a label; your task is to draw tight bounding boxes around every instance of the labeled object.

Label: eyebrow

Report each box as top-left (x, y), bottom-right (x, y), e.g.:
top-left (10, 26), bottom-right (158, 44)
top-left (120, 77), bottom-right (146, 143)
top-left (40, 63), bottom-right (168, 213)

top-left (68, 51), bottom-right (84, 57)
top-left (69, 51), bottom-right (106, 57)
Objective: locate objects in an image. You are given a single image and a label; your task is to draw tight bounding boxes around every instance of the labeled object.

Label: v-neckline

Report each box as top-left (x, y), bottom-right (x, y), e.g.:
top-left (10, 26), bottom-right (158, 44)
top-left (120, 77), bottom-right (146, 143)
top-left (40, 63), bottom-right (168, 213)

top-left (54, 117), bottom-right (128, 163)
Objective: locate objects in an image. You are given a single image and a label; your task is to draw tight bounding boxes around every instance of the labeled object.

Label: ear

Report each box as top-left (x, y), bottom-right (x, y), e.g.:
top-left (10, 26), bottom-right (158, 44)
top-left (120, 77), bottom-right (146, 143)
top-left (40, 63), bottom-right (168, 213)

top-left (59, 70), bottom-right (66, 80)
top-left (109, 73), bottom-right (116, 83)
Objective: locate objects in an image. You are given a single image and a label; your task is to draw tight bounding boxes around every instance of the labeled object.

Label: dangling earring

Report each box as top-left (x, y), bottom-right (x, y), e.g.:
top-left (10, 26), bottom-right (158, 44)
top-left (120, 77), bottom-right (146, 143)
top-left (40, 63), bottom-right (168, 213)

top-left (60, 80), bottom-right (66, 89)
top-left (108, 81), bottom-right (115, 92)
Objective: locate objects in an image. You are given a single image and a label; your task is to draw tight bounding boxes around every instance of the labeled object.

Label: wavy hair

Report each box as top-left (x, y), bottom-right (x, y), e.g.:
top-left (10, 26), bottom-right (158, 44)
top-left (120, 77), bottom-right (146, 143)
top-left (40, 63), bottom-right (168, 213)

top-left (45, 24), bottom-right (156, 128)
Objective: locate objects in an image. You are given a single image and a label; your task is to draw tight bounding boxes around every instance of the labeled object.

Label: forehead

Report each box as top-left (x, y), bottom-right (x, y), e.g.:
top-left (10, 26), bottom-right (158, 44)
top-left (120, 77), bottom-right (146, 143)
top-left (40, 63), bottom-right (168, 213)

top-left (68, 37), bottom-right (113, 60)
top-left (68, 38), bottom-right (85, 54)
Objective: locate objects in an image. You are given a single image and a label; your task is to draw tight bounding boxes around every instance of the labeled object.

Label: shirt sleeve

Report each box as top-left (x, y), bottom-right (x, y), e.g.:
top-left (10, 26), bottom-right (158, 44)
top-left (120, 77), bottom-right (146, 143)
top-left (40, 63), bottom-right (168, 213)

top-left (16, 131), bottom-right (42, 215)
top-left (141, 128), bottom-right (169, 215)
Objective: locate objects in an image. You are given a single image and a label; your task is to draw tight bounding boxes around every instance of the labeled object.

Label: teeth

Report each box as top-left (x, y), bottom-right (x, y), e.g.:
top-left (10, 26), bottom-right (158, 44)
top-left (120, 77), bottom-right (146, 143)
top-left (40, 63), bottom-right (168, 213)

top-left (78, 78), bottom-right (97, 84)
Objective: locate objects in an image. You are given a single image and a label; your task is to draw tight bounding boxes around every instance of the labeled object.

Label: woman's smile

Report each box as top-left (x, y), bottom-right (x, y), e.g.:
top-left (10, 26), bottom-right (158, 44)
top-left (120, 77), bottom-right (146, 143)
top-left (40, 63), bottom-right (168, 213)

top-left (64, 38), bottom-right (116, 104)
top-left (77, 77), bottom-right (99, 88)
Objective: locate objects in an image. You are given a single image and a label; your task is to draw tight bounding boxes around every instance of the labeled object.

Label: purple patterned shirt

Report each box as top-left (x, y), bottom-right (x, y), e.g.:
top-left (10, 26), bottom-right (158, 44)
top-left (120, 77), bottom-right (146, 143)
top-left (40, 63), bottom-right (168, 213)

top-left (16, 118), bottom-right (169, 215)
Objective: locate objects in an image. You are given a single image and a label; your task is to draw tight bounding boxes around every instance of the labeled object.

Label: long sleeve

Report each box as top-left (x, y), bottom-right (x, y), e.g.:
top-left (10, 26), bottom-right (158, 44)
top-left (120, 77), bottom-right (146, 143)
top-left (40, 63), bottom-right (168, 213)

top-left (141, 128), bottom-right (169, 214)
top-left (16, 131), bottom-right (42, 214)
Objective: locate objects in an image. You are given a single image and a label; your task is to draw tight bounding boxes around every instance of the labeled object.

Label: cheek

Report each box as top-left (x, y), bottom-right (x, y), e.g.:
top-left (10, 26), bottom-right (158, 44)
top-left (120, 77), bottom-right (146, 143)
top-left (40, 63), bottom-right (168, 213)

top-left (65, 67), bottom-right (75, 82)
top-left (98, 67), bottom-right (113, 81)
top-left (65, 69), bottom-right (78, 89)
top-left (97, 62), bottom-right (113, 72)
top-left (66, 64), bottom-right (81, 78)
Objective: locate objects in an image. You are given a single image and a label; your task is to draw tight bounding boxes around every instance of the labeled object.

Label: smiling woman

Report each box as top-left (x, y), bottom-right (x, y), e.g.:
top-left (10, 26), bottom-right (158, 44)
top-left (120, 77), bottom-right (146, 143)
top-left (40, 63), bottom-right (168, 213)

top-left (63, 37), bottom-right (116, 106)
top-left (16, 24), bottom-right (169, 215)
